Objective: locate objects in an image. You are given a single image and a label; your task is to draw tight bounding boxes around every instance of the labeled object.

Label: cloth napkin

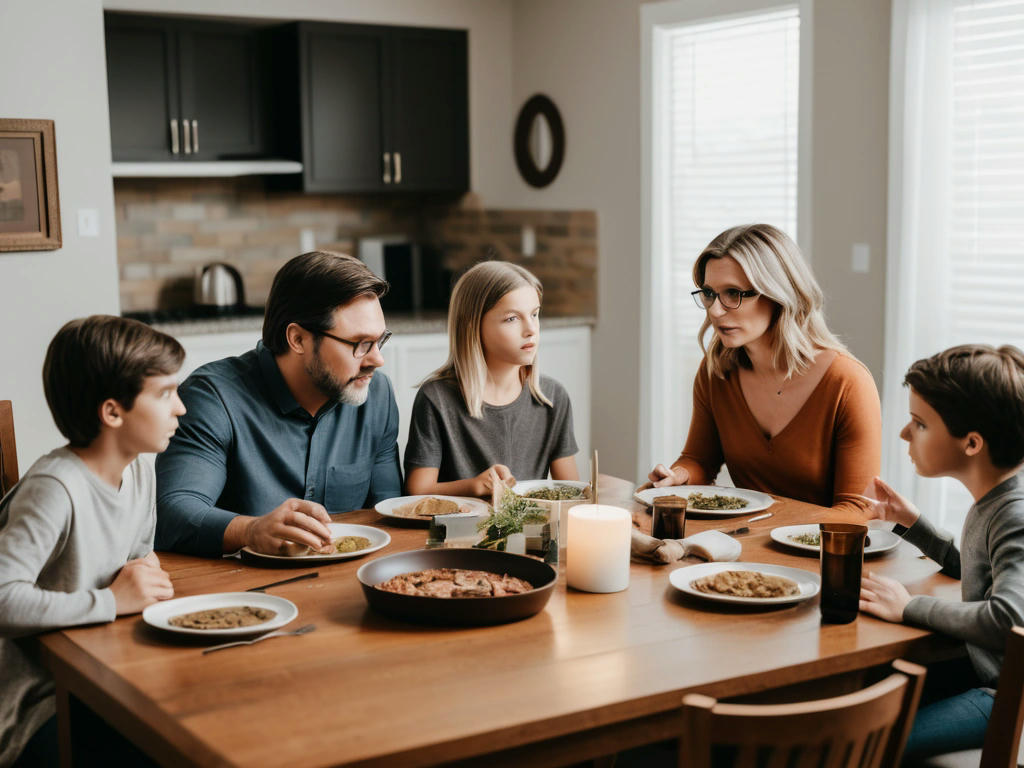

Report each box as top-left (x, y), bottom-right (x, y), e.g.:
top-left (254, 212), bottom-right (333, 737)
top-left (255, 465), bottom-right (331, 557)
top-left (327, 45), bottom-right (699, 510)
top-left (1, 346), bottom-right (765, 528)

top-left (631, 528), bottom-right (742, 564)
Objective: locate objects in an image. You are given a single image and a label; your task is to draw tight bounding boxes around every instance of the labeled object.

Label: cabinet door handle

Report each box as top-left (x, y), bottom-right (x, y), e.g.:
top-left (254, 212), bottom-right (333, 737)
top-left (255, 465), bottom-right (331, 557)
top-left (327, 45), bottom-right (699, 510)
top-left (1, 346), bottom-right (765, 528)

top-left (383, 152), bottom-right (391, 183)
top-left (192, 120), bottom-right (199, 153)
top-left (183, 119), bottom-right (192, 154)
top-left (170, 119), bottom-right (180, 155)
top-left (394, 152), bottom-right (402, 184)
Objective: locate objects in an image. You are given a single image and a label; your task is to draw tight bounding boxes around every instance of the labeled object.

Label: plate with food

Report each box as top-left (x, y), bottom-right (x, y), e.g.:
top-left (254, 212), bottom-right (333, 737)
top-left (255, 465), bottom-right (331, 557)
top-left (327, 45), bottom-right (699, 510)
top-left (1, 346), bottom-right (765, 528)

top-left (357, 548), bottom-right (557, 626)
top-left (510, 480), bottom-right (591, 502)
top-left (142, 592), bottom-right (298, 637)
top-left (770, 524), bottom-right (901, 556)
top-left (240, 523), bottom-right (390, 565)
top-left (375, 495), bottom-right (489, 526)
top-left (634, 485), bottom-right (774, 516)
top-left (669, 561), bottom-right (819, 606)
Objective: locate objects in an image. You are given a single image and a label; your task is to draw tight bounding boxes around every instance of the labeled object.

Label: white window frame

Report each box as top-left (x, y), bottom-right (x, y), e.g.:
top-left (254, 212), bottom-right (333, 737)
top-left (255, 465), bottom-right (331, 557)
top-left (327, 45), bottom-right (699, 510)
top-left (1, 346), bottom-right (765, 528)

top-left (638, 0), bottom-right (814, 481)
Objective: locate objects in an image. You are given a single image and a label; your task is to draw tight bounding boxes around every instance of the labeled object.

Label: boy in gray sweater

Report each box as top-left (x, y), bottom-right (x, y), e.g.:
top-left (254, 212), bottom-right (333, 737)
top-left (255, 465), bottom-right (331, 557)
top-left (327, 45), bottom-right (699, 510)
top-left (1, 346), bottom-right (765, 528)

top-left (860, 344), bottom-right (1024, 761)
top-left (0, 316), bottom-right (185, 767)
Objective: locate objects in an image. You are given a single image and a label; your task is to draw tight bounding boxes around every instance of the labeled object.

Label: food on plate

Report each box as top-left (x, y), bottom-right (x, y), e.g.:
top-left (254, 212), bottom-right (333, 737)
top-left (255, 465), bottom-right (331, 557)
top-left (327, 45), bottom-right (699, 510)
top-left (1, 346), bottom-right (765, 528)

top-left (168, 606), bottom-right (276, 629)
top-left (522, 485), bottom-right (586, 501)
top-left (690, 570), bottom-right (799, 598)
top-left (788, 532), bottom-right (871, 548)
top-left (333, 535), bottom-right (372, 553)
top-left (791, 532), bottom-right (821, 547)
top-left (687, 492), bottom-right (749, 510)
top-left (376, 568), bottom-right (533, 598)
top-left (392, 497), bottom-right (461, 519)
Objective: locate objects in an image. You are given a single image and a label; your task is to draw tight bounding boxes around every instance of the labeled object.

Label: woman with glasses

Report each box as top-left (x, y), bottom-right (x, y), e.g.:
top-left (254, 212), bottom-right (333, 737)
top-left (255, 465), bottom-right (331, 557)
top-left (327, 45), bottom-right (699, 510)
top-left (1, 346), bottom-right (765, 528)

top-left (404, 261), bottom-right (579, 498)
top-left (644, 224), bottom-right (881, 517)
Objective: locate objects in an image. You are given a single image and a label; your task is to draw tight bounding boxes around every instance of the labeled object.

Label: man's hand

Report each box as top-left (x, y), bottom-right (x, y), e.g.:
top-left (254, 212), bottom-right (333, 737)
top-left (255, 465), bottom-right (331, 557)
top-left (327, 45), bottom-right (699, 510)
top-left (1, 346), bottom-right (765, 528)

top-left (242, 498), bottom-right (333, 556)
top-left (637, 463), bottom-right (690, 492)
top-left (861, 477), bottom-right (921, 529)
top-left (859, 571), bottom-right (913, 623)
top-left (469, 464), bottom-right (515, 498)
top-left (110, 552), bottom-right (174, 615)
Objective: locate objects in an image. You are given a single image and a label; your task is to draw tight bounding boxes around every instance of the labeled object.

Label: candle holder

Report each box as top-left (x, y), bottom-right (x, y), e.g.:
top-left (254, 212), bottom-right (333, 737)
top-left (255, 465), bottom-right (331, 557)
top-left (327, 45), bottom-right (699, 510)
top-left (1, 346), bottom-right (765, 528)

top-left (566, 504), bottom-right (631, 593)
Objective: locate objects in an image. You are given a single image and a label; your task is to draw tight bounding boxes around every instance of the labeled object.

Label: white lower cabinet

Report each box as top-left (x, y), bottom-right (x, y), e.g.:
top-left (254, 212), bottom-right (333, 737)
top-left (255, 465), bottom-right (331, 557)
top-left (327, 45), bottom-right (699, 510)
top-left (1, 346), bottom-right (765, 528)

top-left (173, 324), bottom-right (592, 479)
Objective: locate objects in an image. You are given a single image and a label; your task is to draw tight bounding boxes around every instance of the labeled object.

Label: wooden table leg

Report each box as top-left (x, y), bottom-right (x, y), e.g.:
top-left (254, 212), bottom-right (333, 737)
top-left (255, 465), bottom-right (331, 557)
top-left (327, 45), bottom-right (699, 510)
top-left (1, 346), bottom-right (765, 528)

top-left (55, 683), bottom-right (72, 768)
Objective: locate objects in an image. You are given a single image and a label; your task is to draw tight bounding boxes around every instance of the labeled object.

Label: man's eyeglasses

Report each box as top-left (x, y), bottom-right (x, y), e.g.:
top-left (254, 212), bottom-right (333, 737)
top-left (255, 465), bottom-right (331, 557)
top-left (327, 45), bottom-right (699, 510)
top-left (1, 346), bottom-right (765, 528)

top-left (308, 327), bottom-right (392, 358)
top-left (690, 288), bottom-right (759, 310)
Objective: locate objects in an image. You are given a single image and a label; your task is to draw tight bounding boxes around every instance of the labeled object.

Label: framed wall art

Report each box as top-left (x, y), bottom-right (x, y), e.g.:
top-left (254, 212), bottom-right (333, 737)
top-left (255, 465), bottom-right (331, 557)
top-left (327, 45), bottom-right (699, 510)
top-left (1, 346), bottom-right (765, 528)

top-left (0, 118), bottom-right (61, 252)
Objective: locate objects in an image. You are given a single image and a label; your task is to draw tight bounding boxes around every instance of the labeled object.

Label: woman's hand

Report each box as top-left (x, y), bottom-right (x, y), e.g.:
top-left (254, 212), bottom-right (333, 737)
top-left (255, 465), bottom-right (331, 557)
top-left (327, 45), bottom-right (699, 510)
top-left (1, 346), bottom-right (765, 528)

top-left (860, 571), bottom-right (912, 623)
top-left (638, 463), bottom-right (690, 491)
top-left (861, 477), bottom-right (920, 529)
top-left (470, 464), bottom-right (515, 497)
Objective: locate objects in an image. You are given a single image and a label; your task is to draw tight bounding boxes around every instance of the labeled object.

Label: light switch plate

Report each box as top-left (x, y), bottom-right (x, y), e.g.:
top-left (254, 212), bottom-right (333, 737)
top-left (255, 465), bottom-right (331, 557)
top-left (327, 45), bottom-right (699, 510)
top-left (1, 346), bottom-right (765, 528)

top-left (521, 224), bottom-right (536, 257)
top-left (77, 209), bottom-right (100, 237)
top-left (851, 243), bottom-right (870, 273)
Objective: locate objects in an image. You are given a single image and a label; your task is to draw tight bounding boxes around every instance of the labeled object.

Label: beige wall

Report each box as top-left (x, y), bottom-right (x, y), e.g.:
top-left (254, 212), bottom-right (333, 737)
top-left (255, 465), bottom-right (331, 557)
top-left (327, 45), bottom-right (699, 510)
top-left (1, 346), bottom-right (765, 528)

top-left (810, 0), bottom-right (890, 379)
top-left (0, 0), bottom-right (121, 469)
top-left (506, 0), bottom-right (892, 479)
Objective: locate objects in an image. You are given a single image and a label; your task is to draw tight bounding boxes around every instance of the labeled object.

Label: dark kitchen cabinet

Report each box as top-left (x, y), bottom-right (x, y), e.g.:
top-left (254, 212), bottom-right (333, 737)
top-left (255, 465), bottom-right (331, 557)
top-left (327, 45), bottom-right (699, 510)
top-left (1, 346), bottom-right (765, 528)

top-left (105, 14), bottom-right (269, 161)
top-left (273, 22), bottom-right (468, 194)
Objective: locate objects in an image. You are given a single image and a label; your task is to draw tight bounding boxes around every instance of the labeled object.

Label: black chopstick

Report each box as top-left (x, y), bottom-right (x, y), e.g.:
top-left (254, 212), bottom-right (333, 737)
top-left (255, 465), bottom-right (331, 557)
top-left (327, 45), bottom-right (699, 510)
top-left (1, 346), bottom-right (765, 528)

top-left (245, 572), bottom-right (319, 592)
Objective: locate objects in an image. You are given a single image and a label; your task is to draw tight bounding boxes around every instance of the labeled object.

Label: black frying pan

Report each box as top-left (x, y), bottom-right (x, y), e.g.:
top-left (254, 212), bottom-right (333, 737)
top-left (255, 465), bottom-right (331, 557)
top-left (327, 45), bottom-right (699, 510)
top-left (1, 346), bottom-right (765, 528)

top-left (357, 548), bottom-right (557, 626)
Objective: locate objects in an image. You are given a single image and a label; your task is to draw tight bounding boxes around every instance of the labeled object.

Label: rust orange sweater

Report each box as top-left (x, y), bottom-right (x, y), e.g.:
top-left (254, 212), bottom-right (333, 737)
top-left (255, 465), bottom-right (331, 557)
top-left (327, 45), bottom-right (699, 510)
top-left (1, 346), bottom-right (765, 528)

top-left (674, 354), bottom-right (881, 517)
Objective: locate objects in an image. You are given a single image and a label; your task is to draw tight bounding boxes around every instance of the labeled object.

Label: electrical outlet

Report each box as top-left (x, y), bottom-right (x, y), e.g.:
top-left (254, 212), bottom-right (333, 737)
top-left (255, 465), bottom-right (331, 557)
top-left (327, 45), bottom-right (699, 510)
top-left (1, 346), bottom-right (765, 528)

top-left (521, 224), bottom-right (536, 257)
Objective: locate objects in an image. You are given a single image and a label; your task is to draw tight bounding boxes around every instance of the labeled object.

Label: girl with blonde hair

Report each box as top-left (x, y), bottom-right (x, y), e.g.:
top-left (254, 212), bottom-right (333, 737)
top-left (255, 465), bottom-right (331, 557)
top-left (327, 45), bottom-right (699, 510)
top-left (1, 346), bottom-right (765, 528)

top-left (645, 223), bottom-right (881, 516)
top-left (404, 261), bottom-right (579, 497)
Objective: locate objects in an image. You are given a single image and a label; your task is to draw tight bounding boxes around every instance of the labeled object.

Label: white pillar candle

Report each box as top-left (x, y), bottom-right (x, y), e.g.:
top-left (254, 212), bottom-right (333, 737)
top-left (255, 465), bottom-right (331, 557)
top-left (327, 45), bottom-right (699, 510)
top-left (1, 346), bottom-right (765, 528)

top-left (566, 504), bottom-right (631, 593)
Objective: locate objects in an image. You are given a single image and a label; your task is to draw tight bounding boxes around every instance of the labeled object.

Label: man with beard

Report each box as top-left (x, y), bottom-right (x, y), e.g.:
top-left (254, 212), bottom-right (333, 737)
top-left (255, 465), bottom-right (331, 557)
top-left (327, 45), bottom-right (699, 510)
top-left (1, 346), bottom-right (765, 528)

top-left (155, 252), bottom-right (401, 556)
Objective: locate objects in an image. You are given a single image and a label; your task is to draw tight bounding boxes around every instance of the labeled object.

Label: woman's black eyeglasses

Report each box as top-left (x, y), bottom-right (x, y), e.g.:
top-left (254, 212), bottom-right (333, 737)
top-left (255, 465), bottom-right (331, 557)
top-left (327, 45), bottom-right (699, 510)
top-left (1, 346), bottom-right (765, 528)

top-left (308, 328), bottom-right (392, 358)
top-left (690, 288), bottom-right (759, 310)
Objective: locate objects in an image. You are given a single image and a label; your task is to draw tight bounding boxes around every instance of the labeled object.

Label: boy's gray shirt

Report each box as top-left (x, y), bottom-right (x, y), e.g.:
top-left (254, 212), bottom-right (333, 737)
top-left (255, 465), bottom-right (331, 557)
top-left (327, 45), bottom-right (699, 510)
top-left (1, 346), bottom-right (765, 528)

top-left (901, 471), bottom-right (1024, 688)
top-left (0, 448), bottom-right (155, 767)
top-left (404, 375), bottom-right (578, 482)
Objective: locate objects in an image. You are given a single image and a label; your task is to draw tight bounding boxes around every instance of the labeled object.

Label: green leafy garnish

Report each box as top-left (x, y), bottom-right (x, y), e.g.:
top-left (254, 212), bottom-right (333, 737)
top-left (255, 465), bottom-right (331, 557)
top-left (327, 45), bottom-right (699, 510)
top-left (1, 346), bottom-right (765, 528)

top-left (475, 488), bottom-right (548, 550)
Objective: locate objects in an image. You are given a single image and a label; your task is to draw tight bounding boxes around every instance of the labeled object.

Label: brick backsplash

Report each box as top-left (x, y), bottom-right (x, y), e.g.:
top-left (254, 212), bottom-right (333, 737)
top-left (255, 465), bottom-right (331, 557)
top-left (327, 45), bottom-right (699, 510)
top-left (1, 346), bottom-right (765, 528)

top-left (114, 178), bottom-right (597, 318)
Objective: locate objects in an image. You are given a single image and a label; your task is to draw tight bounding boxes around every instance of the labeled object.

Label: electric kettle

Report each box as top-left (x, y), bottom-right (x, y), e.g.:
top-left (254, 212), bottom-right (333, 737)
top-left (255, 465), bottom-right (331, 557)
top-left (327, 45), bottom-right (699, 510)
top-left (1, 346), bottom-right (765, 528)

top-left (193, 263), bottom-right (246, 308)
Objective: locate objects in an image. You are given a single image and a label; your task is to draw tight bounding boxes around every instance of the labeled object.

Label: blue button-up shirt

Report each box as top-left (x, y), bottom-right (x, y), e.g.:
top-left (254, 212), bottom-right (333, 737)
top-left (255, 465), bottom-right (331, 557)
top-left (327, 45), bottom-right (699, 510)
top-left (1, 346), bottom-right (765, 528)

top-left (155, 342), bottom-right (401, 556)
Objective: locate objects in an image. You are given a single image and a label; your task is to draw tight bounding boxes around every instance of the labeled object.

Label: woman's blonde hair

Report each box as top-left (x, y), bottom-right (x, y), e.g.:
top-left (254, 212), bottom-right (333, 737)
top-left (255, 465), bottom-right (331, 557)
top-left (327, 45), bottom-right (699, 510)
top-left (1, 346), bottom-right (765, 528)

top-left (425, 261), bottom-right (551, 418)
top-left (694, 223), bottom-right (847, 379)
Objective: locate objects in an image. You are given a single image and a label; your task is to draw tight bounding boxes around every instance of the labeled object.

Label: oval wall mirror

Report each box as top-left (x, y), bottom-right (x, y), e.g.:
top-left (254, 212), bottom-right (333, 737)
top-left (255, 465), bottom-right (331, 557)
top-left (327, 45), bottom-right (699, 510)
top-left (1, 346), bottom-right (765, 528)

top-left (514, 94), bottom-right (564, 188)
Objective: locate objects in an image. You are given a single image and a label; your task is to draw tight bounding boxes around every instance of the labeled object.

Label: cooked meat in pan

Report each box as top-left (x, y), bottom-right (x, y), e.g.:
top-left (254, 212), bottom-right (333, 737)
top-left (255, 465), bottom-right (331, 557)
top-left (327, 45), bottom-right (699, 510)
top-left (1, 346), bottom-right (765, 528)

top-left (376, 568), bottom-right (533, 598)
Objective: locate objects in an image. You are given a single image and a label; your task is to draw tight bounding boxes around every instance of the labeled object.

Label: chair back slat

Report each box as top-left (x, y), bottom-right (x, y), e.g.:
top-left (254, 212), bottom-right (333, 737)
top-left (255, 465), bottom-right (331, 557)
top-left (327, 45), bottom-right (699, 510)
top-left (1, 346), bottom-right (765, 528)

top-left (0, 401), bottom-right (17, 496)
top-left (680, 660), bottom-right (927, 768)
top-left (980, 626), bottom-right (1024, 768)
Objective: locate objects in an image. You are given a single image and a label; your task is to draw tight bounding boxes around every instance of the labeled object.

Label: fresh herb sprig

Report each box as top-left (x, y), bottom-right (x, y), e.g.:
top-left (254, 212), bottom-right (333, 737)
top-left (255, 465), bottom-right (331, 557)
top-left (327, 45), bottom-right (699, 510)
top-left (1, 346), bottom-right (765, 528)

top-left (475, 488), bottom-right (548, 550)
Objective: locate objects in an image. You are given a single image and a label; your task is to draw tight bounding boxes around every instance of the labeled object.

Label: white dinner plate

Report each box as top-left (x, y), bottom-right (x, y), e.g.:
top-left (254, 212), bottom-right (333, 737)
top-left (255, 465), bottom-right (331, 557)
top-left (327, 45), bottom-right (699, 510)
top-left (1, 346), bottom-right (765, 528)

top-left (375, 495), bottom-right (490, 526)
top-left (240, 523), bottom-right (390, 563)
top-left (669, 561), bottom-right (820, 606)
top-left (770, 524), bottom-right (902, 556)
top-left (634, 485), bottom-right (775, 516)
top-left (143, 592), bottom-right (298, 637)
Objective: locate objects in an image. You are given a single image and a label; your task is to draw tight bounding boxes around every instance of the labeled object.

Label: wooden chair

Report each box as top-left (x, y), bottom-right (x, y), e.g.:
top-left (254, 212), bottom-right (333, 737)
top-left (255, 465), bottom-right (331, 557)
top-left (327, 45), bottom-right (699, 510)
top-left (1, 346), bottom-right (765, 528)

top-left (0, 400), bottom-right (18, 496)
top-left (679, 659), bottom-right (927, 768)
top-left (914, 626), bottom-right (1024, 768)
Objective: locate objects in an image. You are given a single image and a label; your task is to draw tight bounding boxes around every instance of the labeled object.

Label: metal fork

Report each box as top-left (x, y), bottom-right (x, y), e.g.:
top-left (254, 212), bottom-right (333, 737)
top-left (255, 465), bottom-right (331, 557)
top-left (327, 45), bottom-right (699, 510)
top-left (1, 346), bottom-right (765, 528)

top-left (202, 623), bottom-right (316, 655)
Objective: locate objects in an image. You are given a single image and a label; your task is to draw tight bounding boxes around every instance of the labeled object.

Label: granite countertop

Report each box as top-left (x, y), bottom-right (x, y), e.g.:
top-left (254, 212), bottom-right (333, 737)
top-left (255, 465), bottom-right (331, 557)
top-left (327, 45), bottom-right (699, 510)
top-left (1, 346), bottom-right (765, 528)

top-left (152, 312), bottom-right (595, 337)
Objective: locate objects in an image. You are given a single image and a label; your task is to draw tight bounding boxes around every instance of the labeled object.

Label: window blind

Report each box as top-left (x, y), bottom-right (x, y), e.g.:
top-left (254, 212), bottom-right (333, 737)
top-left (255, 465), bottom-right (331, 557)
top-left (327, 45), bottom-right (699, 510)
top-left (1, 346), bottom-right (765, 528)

top-left (948, 0), bottom-right (1024, 349)
top-left (654, 7), bottom-right (800, 468)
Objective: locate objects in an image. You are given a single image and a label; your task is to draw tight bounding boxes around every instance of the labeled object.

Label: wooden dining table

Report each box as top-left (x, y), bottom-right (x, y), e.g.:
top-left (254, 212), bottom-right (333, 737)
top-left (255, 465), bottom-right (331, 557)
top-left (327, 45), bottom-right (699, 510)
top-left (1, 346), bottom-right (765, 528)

top-left (35, 476), bottom-right (961, 768)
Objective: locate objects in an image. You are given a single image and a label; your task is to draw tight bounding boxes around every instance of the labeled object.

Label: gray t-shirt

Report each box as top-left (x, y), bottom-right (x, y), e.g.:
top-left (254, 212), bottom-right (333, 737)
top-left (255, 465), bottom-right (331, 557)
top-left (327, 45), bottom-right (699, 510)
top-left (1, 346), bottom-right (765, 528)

top-left (0, 447), bottom-right (155, 766)
top-left (901, 471), bottom-right (1024, 688)
top-left (404, 375), bottom-right (578, 482)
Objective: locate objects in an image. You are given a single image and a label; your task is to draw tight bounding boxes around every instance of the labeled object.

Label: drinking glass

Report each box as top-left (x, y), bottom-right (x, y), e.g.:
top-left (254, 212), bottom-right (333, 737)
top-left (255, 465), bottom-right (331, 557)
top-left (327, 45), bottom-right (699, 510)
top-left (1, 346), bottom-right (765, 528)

top-left (819, 523), bottom-right (867, 624)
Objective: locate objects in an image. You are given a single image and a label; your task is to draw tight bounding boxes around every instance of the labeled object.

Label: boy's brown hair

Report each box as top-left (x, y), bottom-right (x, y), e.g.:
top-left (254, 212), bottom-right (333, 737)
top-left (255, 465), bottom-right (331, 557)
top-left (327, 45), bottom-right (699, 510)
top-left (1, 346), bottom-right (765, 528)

top-left (43, 315), bottom-right (185, 447)
top-left (262, 251), bottom-right (388, 355)
top-left (905, 344), bottom-right (1024, 469)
